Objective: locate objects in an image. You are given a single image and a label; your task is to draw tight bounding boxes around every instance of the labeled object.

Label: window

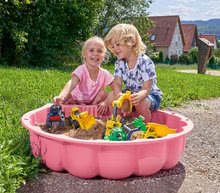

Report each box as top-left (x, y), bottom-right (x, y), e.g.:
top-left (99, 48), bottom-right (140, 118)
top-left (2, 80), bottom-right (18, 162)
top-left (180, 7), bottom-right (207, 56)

top-left (175, 35), bottom-right (181, 42)
top-left (176, 35), bottom-right (178, 42)
top-left (151, 35), bottom-right (156, 41)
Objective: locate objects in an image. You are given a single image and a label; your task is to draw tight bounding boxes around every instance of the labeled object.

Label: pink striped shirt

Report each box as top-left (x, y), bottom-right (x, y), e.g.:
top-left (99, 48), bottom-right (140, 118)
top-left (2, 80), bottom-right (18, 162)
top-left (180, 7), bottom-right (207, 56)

top-left (71, 64), bottom-right (113, 104)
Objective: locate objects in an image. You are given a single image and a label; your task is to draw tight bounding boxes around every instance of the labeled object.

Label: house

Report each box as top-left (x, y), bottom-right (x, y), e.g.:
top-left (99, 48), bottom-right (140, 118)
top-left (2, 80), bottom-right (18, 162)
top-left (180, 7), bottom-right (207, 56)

top-left (148, 15), bottom-right (185, 60)
top-left (198, 34), bottom-right (218, 49)
top-left (181, 24), bottom-right (198, 53)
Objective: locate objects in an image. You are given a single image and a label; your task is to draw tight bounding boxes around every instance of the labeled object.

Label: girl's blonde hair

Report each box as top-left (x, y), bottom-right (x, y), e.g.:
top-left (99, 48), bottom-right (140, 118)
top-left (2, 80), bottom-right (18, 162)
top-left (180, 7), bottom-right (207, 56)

top-left (81, 36), bottom-right (106, 62)
top-left (104, 23), bottom-right (146, 55)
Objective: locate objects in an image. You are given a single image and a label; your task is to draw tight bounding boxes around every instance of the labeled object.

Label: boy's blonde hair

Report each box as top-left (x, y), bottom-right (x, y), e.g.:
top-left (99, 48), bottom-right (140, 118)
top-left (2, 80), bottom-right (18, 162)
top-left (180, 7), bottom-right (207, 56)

top-left (81, 36), bottom-right (106, 62)
top-left (104, 23), bottom-right (146, 55)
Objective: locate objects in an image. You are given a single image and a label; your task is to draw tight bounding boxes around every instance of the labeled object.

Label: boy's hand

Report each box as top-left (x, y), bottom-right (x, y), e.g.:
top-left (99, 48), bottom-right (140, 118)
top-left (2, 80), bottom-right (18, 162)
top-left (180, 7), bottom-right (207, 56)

top-left (130, 93), bottom-right (141, 106)
top-left (53, 96), bottom-right (65, 105)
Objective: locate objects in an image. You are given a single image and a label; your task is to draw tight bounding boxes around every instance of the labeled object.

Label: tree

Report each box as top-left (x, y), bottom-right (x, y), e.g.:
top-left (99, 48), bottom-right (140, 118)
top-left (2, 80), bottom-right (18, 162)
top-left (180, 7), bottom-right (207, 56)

top-left (95, 0), bottom-right (153, 41)
top-left (1, 0), bottom-right (104, 66)
top-left (0, 0), bottom-right (30, 65)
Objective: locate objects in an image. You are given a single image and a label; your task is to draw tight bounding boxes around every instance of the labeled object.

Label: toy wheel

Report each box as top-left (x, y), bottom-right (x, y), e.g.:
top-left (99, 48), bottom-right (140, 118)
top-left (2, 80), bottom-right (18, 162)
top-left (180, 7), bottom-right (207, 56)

top-left (147, 136), bottom-right (155, 139)
top-left (71, 120), bottom-right (80, 129)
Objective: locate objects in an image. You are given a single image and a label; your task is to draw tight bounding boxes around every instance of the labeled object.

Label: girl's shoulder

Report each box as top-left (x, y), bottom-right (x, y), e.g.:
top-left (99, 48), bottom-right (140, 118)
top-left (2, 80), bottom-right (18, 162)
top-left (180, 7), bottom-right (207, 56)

top-left (72, 64), bottom-right (87, 76)
top-left (74, 63), bottom-right (86, 71)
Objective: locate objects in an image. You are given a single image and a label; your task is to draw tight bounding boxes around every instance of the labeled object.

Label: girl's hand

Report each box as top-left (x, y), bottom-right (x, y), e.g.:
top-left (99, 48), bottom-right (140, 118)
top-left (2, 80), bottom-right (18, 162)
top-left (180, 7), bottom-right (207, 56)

top-left (97, 101), bottom-right (109, 115)
top-left (53, 96), bottom-right (65, 105)
top-left (130, 93), bottom-right (141, 106)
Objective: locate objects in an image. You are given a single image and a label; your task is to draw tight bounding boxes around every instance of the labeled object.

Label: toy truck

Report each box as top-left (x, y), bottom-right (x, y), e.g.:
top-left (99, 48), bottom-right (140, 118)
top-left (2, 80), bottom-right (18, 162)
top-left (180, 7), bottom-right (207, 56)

top-left (69, 106), bottom-right (96, 130)
top-left (46, 105), bottom-right (65, 129)
top-left (133, 116), bottom-right (176, 139)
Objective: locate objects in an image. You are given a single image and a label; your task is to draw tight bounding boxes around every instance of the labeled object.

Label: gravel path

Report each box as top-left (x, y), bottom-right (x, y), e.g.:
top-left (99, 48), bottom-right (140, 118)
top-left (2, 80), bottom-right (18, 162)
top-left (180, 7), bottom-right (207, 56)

top-left (177, 70), bottom-right (220, 76)
top-left (17, 98), bottom-right (220, 193)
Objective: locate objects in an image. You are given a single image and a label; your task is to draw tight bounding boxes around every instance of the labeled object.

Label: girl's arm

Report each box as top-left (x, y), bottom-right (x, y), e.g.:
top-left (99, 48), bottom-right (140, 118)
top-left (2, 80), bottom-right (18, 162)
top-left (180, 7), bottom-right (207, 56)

top-left (54, 74), bottom-right (80, 104)
top-left (130, 79), bottom-right (152, 106)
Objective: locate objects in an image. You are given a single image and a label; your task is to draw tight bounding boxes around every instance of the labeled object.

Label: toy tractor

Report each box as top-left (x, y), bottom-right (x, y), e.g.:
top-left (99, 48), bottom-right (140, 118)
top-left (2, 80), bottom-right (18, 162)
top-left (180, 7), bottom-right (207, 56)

top-left (46, 105), bottom-right (65, 129)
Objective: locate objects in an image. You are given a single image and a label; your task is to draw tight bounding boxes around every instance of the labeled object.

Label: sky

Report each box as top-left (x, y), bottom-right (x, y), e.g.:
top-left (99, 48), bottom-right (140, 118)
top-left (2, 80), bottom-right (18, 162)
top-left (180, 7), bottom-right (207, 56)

top-left (148, 0), bottom-right (220, 21)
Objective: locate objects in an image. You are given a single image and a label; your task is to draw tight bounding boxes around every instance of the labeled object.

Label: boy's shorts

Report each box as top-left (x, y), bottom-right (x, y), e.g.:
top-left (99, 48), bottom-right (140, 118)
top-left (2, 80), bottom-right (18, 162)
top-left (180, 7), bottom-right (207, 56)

top-left (122, 88), bottom-right (161, 112)
top-left (147, 94), bottom-right (161, 112)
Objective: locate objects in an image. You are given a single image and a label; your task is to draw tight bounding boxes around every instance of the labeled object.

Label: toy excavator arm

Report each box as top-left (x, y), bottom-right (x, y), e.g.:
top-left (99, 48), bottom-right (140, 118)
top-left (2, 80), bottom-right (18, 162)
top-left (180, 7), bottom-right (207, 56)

top-left (112, 91), bottom-right (132, 119)
top-left (112, 91), bottom-right (131, 108)
top-left (105, 91), bottom-right (132, 138)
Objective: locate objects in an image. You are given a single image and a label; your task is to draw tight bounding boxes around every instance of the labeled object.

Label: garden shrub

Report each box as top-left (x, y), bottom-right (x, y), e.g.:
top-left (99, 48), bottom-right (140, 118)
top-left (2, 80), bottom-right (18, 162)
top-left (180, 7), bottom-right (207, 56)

top-left (170, 54), bottom-right (178, 64)
top-left (188, 47), bottom-right (198, 64)
top-left (151, 52), bottom-right (160, 63)
top-left (179, 53), bottom-right (190, 64)
top-left (159, 51), bottom-right (163, 63)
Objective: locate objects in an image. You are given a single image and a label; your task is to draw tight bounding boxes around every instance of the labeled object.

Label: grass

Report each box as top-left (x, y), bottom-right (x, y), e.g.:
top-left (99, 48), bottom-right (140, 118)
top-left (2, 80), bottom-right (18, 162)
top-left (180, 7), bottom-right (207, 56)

top-left (156, 65), bottom-right (220, 107)
top-left (0, 63), bottom-right (220, 192)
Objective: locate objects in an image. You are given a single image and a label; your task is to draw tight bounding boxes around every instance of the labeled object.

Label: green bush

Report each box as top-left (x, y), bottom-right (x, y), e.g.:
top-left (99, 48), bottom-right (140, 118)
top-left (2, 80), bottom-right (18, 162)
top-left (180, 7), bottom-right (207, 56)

top-left (151, 52), bottom-right (160, 63)
top-left (0, 140), bottom-right (40, 193)
top-left (1, 0), bottom-right (103, 67)
top-left (188, 47), bottom-right (198, 64)
top-left (179, 53), bottom-right (190, 64)
top-left (159, 51), bottom-right (163, 63)
top-left (170, 54), bottom-right (178, 65)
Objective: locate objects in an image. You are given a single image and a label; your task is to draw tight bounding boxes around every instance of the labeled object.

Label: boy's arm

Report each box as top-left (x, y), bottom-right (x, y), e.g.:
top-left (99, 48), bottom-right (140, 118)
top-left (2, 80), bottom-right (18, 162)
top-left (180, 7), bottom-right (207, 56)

top-left (130, 79), bottom-right (152, 106)
top-left (110, 76), bottom-right (122, 99)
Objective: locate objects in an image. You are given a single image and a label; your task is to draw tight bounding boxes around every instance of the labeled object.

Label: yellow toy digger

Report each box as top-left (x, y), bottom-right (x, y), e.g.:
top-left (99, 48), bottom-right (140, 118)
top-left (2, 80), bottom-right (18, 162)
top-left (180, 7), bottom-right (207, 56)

top-left (69, 106), bottom-right (96, 130)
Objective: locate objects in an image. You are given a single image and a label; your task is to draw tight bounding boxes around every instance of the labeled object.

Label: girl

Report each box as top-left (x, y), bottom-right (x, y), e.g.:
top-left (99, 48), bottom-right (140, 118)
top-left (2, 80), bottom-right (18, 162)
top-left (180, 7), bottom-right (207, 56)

top-left (53, 36), bottom-right (114, 115)
top-left (104, 24), bottom-right (163, 123)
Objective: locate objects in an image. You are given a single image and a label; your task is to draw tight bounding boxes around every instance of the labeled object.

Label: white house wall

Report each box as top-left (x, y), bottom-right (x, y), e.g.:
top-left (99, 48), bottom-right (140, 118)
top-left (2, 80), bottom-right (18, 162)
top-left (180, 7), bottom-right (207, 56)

top-left (168, 23), bottom-right (184, 58)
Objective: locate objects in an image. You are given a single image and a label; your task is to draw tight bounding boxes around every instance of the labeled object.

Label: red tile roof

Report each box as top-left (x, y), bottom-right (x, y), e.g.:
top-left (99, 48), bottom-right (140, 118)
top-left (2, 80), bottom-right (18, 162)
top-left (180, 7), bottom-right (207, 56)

top-left (181, 24), bottom-right (198, 52)
top-left (198, 34), bottom-right (217, 48)
top-left (148, 15), bottom-right (184, 47)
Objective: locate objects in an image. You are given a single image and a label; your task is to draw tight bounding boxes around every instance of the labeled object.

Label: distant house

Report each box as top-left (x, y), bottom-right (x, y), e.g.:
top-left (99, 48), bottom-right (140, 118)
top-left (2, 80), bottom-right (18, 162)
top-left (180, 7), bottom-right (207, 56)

top-left (198, 34), bottom-right (218, 49)
top-left (148, 15), bottom-right (185, 60)
top-left (181, 24), bottom-right (198, 53)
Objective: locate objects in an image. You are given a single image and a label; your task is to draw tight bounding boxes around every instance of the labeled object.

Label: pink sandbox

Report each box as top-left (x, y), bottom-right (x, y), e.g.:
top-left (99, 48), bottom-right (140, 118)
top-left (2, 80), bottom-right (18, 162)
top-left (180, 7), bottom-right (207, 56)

top-left (21, 103), bottom-right (193, 179)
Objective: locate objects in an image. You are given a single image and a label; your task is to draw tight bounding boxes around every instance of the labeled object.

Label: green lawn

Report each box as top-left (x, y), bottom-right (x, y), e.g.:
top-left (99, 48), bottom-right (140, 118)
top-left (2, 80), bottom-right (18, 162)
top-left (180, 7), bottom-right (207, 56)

top-left (0, 64), bottom-right (220, 192)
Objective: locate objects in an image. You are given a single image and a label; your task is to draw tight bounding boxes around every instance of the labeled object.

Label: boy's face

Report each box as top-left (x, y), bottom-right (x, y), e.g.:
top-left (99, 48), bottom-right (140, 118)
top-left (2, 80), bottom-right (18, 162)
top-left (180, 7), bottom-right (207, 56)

top-left (84, 40), bottom-right (105, 67)
top-left (110, 37), bottom-right (134, 60)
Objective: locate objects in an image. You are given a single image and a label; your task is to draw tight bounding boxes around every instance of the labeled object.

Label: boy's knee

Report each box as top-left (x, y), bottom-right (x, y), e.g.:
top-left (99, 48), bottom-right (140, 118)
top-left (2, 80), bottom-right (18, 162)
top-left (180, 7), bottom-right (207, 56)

top-left (137, 98), bottom-right (151, 110)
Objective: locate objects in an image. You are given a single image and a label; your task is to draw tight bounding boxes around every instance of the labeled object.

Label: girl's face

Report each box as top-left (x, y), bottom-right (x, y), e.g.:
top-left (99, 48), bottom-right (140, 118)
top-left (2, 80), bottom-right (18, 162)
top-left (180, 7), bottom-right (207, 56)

top-left (110, 37), bottom-right (134, 60)
top-left (84, 40), bottom-right (105, 67)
